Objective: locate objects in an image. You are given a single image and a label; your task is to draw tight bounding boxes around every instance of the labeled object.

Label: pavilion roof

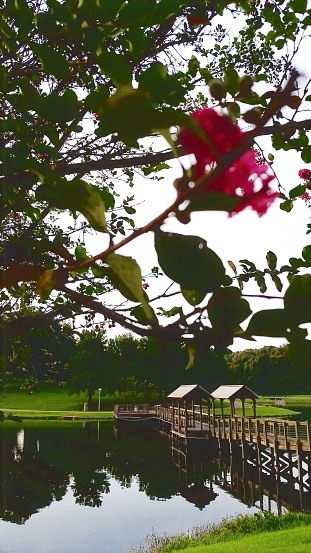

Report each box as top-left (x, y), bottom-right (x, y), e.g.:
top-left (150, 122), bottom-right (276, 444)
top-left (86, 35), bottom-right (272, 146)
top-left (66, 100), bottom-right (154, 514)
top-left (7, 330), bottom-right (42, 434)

top-left (212, 385), bottom-right (259, 401)
top-left (167, 384), bottom-right (213, 400)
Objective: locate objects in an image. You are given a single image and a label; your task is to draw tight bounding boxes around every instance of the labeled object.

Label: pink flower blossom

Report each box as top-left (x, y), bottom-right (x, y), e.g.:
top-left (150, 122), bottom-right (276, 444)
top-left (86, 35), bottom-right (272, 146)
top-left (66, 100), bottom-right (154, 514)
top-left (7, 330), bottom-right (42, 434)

top-left (179, 107), bottom-right (278, 216)
top-left (298, 168), bottom-right (311, 180)
top-left (142, 283), bottom-right (149, 289)
top-left (99, 322), bottom-right (106, 328)
top-left (301, 191), bottom-right (311, 201)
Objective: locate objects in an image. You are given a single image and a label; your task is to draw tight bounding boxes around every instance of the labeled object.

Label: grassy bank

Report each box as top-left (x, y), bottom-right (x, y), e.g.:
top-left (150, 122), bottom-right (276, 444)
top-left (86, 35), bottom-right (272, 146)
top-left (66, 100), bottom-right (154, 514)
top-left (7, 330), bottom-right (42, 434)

top-left (132, 513), bottom-right (311, 553)
top-left (0, 384), bottom-right (302, 419)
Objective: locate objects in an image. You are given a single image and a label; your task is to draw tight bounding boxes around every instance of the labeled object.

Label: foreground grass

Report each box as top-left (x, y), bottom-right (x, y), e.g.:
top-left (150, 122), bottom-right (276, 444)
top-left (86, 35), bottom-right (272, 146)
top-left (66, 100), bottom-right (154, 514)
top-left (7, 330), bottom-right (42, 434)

top-left (133, 513), bottom-right (311, 553)
top-left (163, 526), bottom-right (311, 553)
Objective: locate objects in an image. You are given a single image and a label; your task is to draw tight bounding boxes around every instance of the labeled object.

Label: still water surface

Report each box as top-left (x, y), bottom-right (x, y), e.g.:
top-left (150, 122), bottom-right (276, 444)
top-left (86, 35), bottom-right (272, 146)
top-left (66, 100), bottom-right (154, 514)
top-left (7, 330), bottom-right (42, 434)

top-left (0, 416), bottom-right (309, 553)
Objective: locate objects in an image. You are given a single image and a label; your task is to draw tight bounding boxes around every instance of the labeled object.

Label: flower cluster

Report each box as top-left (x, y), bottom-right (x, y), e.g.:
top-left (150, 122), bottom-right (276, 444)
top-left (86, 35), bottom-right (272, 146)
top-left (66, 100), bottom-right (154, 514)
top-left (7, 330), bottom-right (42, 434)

top-left (179, 108), bottom-right (278, 216)
top-left (298, 168), bottom-right (311, 182)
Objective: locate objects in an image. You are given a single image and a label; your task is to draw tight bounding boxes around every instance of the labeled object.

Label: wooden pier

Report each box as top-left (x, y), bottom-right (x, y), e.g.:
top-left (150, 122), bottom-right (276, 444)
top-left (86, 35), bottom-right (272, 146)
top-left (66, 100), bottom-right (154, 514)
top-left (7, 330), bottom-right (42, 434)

top-left (114, 403), bottom-right (311, 453)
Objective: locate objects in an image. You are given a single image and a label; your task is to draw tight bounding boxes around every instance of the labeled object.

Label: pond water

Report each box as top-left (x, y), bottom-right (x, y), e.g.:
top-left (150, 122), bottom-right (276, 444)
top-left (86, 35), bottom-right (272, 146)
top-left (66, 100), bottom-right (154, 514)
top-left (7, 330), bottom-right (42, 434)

top-left (0, 417), bottom-right (310, 553)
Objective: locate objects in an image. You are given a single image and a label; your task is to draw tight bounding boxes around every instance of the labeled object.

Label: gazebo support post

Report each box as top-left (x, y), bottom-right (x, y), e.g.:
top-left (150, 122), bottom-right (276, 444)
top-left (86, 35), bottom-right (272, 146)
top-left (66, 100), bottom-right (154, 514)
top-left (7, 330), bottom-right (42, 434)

top-left (178, 399), bottom-right (180, 432)
top-left (230, 400), bottom-right (235, 418)
top-left (220, 399), bottom-right (224, 419)
top-left (242, 399), bottom-right (245, 417)
top-left (252, 398), bottom-right (256, 418)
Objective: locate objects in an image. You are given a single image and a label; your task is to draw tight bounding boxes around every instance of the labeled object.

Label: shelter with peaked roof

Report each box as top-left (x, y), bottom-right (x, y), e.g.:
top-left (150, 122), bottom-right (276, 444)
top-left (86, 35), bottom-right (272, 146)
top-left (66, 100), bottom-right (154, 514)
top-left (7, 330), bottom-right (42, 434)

top-left (212, 385), bottom-right (259, 418)
top-left (167, 384), bottom-right (214, 435)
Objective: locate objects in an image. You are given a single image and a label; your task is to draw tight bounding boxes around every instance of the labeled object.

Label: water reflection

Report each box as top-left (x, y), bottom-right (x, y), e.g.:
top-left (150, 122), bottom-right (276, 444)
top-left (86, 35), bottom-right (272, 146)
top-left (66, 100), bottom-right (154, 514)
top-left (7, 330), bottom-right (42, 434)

top-left (1, 420), bottom-right (310, 531)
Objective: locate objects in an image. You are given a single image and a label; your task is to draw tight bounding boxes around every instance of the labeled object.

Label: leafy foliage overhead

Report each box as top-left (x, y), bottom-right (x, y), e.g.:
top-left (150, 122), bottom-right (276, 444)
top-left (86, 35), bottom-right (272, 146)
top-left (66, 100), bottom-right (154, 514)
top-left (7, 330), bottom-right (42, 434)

top-left (0, 0), bottom-right (311, 373)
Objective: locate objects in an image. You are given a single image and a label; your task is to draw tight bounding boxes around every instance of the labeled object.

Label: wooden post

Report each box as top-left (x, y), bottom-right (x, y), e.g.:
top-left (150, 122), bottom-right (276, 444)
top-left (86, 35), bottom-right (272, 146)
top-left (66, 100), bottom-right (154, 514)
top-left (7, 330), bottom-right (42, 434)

top-left (220, 399), bottom-right (224, 419)
top-left (242, 399), bottom-right (245, 417)
top-left (252, 399), bottom-right (256, 418)
top-left (178, 400), bottom-right (181, 433)
top-left (230, 400), bottom-right (234, 418)
top-left (184, 400), bottom-right (188, 436)
top-left (200, 403), bottom-right (203, 431)
top-left (192, 400), bottom-right (195, 428)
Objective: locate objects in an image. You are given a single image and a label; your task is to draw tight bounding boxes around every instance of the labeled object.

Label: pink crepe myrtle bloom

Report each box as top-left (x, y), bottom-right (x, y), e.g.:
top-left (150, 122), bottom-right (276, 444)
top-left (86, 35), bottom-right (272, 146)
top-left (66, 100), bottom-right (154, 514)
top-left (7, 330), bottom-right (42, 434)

top-left (179, 107), bottom-right (278, 216)
top-left (142, 283), bottom-right (149, 289)
top-left (298, 168), bottom-right (311, 180)
top-left (301, 191), bottom-right (311, 201)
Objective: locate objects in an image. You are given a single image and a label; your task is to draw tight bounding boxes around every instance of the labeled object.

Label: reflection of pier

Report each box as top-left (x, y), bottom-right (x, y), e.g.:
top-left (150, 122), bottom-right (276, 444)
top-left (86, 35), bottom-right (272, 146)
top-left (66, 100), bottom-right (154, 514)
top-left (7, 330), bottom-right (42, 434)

top-left (170, 433), bottom-right (311, 514)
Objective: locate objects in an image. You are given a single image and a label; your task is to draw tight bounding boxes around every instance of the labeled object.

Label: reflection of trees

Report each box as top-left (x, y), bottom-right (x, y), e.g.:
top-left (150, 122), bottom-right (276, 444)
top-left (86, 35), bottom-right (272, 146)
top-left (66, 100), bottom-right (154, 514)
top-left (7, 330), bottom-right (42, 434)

top-left (0, 424), bottom-right (111, 524)
top-left (0, 432), bottom-right (68, 524)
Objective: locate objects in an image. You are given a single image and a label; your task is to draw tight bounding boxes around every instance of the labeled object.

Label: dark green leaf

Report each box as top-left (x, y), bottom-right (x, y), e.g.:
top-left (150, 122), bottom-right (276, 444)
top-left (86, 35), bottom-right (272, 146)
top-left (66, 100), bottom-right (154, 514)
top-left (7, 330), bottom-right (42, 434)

top-left (208, 287), bottom-right (252, 332)
top-left (266, 250), bottom-right (277, 270)
top-left (32, 44), bottom-right (71, 80)
top-left (284, 274), bottom-right (311, 324)
top-left (98, 52), bottom-right (132, 84)
top-left (246, 309), bottom-right (290, 337)
top-left (289, 184), bottom-right (307, 199)
top-left (302, 245), bottom-right (311, 262)
top-left (181, 288), bottom-right (207, 306)
top-left (155, 231), bottom-right (226, 292)
top-left (301, 147), bottom-right (311, 163)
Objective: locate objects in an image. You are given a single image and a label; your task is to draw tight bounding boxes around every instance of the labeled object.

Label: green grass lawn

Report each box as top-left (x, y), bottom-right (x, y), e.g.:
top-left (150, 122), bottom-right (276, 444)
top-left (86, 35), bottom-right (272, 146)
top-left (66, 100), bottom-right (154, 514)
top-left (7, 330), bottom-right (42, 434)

top-left (147, 513), bottom-right (311, 553)
top-left (0, 384), bottom-right (304, 419)
top-left (166, 526), bottom-right (311, 553)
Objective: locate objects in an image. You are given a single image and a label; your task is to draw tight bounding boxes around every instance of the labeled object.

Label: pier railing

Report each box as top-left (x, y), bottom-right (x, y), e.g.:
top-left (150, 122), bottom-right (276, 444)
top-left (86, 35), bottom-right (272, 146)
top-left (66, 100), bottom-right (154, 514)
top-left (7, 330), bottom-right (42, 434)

top-left (154, 404), bottom-right (311, 452)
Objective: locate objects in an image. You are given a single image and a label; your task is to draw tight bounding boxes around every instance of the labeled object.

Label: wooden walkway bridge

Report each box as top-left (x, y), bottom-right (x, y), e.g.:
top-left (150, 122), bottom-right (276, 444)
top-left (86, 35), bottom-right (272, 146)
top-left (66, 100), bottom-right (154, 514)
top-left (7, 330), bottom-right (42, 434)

top-left (114, 403), bottom-right (311, 453)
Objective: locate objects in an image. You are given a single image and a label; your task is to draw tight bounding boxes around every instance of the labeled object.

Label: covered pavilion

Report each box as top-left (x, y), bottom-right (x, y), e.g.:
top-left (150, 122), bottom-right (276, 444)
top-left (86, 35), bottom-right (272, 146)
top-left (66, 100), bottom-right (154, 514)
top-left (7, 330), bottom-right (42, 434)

top-left (167, 384), bottom-right (214, 433)
top-left (212, 385), bottom-right (259, 418)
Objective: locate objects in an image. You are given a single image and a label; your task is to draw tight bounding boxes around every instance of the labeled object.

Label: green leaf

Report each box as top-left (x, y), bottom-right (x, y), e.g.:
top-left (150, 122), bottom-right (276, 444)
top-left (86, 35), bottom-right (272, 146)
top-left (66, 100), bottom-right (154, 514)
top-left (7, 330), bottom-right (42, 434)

top-left (32, 44), bottom-right (71, 80)
top-left (38, 90), bottom-right (80, 123)
top-left (271, 273), bottom-right (283, 292)
top-left (254, 271), bottom-right (267, 293)
top-left (302, 245), bottom-right (311, 262)
top-left (246, 309), bottom-right (290, 337)
top-left (239, 259), bottom-right (256, 272)
top-left (98, 51), bottom-right (132, 84)
top-left (155, 232), bottom-right (226, 292)
top-left (284, 274), bottom-right (311, 325)
top-left (130, 305), bottom-right (151, 326)
top-left (266, 250), bottom-right (277, 270)
top-left (208, 287), bottom-right (252, 332)
top-left (185, 191), bottom-right (244, 214)
top-left (75, 246), bottom-right (88, 260)
top-left (289, 0), bottom-right (307, 14)
top-left (289, 184), bottom-right (307, 199)
top-left (280, 200), bottom-right (293, 212)
top-left (106, 253), bottom-right (157, 324)
top-left (181, 288), bottom-right (207, 306)
top-left (36, 179), bottom-right (108, 232)
top-left (301, 147), bottom-right (311, 163)
top-left (36, 269), bottom-right (57, 302)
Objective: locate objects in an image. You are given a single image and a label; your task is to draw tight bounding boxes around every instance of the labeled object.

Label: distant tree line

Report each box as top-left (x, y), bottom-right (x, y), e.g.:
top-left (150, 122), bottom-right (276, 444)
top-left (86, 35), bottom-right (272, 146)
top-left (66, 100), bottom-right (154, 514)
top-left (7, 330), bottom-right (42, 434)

top-left (1, 312), bottom-right (309, 406)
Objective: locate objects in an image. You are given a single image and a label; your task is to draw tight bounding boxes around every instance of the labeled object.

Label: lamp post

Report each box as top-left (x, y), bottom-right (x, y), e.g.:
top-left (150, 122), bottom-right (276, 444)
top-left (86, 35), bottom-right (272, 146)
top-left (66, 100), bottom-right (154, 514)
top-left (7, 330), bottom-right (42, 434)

top-left (98, 388), bottom-right (102, 411)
